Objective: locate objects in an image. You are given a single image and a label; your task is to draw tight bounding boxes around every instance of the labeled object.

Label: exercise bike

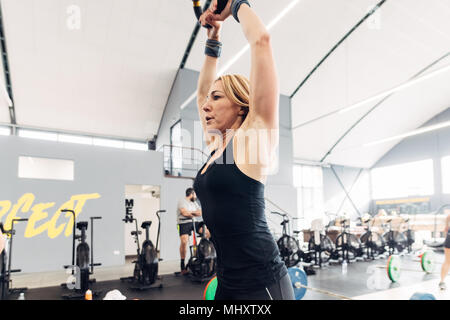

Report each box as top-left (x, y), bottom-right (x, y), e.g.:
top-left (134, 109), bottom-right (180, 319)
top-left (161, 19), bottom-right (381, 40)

top-left (359, 216), bottom-right (385, 260)
top-left (271, 212), bottom-right (313, 268)
top-left (382, 217), bottom-right (408, 255)
top-left (307, 219), bottom-right (337, 267)
top-left (0, 219), bottom-right (28, 300)
top-left (335, 218), bottom-right (363, 263)
top-left (61, 209), bottom-right (102, 300)
top-left (186, 218), bottom-right (216, 282)
top-left (121, 209), bottom-right (165, 290)
top-left (423, 204), bottom-right (450, 249)
top-left (401, 216), bottom-right (415, 254)
top-left (271, 212), bottom-right (303, 267)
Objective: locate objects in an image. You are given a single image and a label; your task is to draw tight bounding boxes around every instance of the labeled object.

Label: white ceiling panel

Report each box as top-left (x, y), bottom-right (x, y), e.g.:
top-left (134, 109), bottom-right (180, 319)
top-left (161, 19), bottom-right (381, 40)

top-left (291, 0), bottom-right (450, 167)
top-left (292, 0), bottom-right (450, 126)
top-left (2, 0), bottom-right (194, 140)
top-left (325, 142), bottom-right (399, 169)
top-left (292, 97), bottom-right (384, 162)
top-left (326, 67), bottom-right (450, 168)
top-left (268, 0), bottom-right (382, 96)
top-left (291, 43), bottom-right (348, 128)
top-left (341, 0), bottom-right (450, 104)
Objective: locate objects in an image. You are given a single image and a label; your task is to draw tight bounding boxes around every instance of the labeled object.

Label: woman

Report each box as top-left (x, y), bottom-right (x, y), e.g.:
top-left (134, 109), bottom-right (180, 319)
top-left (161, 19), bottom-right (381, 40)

top-left (193, 0), bottom-right (295, 300)
top-left (439, 213), bottom-right (450, 290)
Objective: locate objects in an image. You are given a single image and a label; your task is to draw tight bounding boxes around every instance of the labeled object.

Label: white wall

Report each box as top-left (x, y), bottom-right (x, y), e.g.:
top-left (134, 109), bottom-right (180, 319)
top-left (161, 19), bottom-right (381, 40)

top-left (0, 134), bottom-right (192, 272)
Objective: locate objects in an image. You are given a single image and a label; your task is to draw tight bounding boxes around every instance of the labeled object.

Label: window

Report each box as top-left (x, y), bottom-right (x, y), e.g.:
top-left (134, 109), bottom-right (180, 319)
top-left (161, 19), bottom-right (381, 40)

top-left (58, 134), bottom-right (93, 145)
top-left (170, 121), bottom-right (182, 176)
top-left (18, 129), bottom-right (57, 141)
top-left (442, 156), bottom-right (450, 194)
top-left (294, 165), bottom-right (324, 229)
top-left (15, 129), bottom-right (148, 151)
top-left (18, 156), bottom-right (74, 181)
top-left (371, 159), bottom-right (434, 199)
top-left (124, 141), bottom-right (148, 151)
top-left (0, 126), bottom-right (10, 136)
top-left (93, 137), bottom-right (124, 149)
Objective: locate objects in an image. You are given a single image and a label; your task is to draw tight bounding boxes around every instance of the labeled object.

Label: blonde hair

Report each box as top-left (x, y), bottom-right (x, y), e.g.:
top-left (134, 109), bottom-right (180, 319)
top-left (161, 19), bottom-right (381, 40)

top-left (216, 74), bottom-right (250, 120)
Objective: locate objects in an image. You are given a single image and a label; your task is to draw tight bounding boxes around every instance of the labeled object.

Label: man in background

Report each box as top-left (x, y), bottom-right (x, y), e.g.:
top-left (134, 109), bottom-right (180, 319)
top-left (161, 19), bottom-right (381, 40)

top-left (177, 187), bottom-right (209, 275)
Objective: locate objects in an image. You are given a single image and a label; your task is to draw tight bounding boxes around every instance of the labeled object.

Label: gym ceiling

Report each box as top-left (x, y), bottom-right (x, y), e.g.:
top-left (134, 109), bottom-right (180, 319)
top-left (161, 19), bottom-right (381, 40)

top-left (0, 0), bottom-right (449, 168)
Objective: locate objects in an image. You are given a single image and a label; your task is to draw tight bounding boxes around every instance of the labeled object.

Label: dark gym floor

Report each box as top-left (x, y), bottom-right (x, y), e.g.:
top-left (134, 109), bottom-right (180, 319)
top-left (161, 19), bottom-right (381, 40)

top-left (8, 252), bottom-right (445, 300)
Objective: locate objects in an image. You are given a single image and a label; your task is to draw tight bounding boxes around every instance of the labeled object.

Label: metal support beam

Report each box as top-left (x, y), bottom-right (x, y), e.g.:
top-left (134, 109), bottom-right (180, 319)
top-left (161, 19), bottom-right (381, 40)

top-left (330, 165), bottom-right (362, 217)
top-left (0, 0), bottom-right (15, 124)
top-left (335, 167), bottom-right (364, 216)
top-left (290, 0), bottom-right (387, 99)
top-left (179, 0), bottom-right (212, 69)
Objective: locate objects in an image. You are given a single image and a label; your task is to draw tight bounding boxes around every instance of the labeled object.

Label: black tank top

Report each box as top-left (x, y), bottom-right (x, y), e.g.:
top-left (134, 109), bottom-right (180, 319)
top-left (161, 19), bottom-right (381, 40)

top-left (194, 138), bottom-right (287, 291)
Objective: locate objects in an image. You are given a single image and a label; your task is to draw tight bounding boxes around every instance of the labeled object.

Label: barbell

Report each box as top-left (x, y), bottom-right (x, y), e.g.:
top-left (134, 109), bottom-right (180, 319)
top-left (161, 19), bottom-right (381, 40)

top-left (373, 251), bottom-right (438, 283)
top-left (288, 267), bottom-right (353, 300)
top-left (204, 251), bottom-right (440, 300)
top-left (203, 267), bottom-right (354, 300)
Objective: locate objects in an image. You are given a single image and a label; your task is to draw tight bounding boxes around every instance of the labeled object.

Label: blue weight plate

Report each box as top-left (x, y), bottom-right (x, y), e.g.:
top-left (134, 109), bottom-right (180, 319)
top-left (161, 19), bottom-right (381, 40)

top-left (410, 292), bottom-right (436, 300)
top-left (288, 267), bottom-right (307, 300)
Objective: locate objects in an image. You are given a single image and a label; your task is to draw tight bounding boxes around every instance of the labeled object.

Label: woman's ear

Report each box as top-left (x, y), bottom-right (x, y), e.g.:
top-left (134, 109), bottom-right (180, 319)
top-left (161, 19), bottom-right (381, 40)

top-left (238, 107), bottom-right (249, 118)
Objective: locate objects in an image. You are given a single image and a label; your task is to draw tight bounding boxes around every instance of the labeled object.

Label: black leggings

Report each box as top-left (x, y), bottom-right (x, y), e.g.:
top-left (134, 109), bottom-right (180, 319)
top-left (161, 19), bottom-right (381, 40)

top-left (214, 273), bottom-right (295, 300)
top-left (445, 231), bottom-right (450, 249)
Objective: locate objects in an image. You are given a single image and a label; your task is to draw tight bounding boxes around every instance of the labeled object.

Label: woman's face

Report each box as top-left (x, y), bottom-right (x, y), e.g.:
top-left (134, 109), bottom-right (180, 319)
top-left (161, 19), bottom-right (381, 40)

top-left (202, 80), bottom-right (243, 134)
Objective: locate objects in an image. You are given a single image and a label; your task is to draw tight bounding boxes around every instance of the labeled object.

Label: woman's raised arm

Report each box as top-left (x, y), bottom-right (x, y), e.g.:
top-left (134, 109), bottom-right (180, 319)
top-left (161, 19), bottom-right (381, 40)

top-left (214, 1), bottom-right (279, 129)
top-left (197, 15), bottom-right (222, 147)
top-left (239, 4), bottom-right (279, 129)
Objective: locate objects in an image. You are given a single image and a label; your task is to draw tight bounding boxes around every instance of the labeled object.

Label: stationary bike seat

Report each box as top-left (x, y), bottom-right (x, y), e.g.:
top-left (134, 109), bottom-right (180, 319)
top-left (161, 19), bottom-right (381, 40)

top-left (141, 221), bottom-right (152, 229)
top-left (76, 221), bottom-right (88, 230)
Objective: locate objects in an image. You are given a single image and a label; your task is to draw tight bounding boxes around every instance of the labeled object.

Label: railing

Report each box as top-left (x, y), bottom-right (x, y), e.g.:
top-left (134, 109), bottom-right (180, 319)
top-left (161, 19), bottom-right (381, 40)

top-left (265, 198), bottom-right (294, 218)
top-left (158, 144), bottom-right (208, 178)
top-left (264, 197), bottom-right (304, 240)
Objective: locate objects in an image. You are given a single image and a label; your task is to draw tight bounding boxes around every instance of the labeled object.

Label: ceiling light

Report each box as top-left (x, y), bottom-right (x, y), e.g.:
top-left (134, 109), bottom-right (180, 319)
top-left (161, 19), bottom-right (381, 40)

top-left (0, 126), bottom-right (10, 136)
top-left (93, 138), bottom-right (124, 149)
top-left (364, 120), bottom-right (450, 147)
top-left (292, 62), bottom-right (450, 130)
top-left (18, 129), bottom-right (57, 141)
top-left (58, 134), bottom-right (93, 145)
top-left (124, 141), bottom-right (148, 151)
top-left (339, 63), bottom-right (450, 115)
